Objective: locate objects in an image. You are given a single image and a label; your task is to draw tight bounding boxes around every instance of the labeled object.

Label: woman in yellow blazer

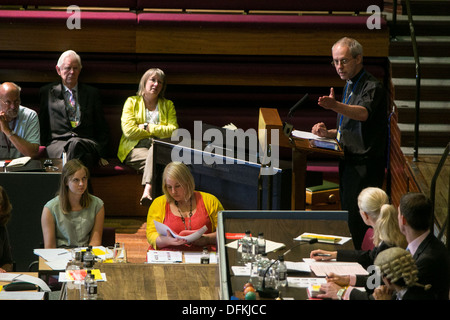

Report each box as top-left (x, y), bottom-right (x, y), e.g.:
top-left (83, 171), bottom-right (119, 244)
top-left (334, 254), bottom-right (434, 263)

top-left (118, 68), bottom-right (178, 205)
top-left (146, 161), bottom-right (224, 251)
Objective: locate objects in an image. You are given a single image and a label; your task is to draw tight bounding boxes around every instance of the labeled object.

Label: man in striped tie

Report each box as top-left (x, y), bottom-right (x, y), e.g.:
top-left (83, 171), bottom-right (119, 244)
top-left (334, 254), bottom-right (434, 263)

top-left (39, 50), bottom-right (109, 172)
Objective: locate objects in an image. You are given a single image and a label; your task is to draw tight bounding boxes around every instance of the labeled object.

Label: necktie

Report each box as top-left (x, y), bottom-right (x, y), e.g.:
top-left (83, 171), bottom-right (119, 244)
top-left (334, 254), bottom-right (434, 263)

top-left (67, 89), bottom-right (79, 127)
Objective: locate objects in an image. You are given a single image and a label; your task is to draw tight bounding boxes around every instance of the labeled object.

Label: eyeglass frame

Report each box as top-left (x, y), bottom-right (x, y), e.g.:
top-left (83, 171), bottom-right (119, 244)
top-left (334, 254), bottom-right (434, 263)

top-left (331, 58), bottom-right (355, 67)
top-left (0, 99), bottom-right (21, 107)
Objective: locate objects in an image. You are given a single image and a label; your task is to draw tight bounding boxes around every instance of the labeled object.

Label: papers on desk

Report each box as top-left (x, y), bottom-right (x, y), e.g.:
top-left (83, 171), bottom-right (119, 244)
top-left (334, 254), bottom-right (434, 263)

top-left (231, 265), bottom-right (251, 276)
top-left (231, 260), bottom-right (309, 277)
top-left (0, 273), bottom-right (51, 292)
top-left (58, 269), bottom-right (107, 282)
top-left (291, 130), bottom-right (340, 151)
top-left (147, 251), bottom-right (183, 263)
top-left (295, 232), bottom-right (351, 245)
top-left (154, 220), bottom-right (207, 242)
top-left (146, 251), bottom-right (218, 264)
top-left (0, 291), bottom-right (46, 300)
top-left (285, 261), bottom-right (310, 273)
top-left (33, 246), bottom-right (112, 270)
top-left (184, 251), bottom-right (217, 264)
top-left (226, 238), bottom-right (285, 253)
top-left (303, 258), bottom-right (369, 277)
top-left (6, 156), bottom-right (31, 167)
top-left (287, 277), bottom-right (327, 288)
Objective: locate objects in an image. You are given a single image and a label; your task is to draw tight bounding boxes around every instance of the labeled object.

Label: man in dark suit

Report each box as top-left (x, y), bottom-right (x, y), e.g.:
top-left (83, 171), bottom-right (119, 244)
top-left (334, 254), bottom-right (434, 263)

top-left (39, 50), bottom-right (109, 170)
top-left (398, 192), bottom-right (450, 300)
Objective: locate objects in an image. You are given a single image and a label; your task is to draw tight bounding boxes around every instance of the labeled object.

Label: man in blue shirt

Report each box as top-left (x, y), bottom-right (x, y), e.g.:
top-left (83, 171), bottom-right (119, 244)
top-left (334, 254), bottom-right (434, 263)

top-left (0, 82), bottom-right (40, 159)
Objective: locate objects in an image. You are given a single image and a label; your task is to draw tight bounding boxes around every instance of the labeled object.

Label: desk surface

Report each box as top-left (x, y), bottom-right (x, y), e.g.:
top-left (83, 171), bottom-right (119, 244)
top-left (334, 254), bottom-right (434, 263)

top-left (0, 158), bottom-right (62, 173)
top-left (65, 262), bottom-right (219, 300)
top-left (219, 211), bottom-right (354, 300)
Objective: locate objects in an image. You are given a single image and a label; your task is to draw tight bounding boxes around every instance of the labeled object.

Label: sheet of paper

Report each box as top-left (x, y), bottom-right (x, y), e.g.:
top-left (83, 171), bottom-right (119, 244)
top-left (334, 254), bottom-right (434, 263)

top-left (226, 238), bottom-right (285, 253)
top-left (0, 291), bottom-right (45, 300)
top-left (285, 261), bottom-right (311, 273)
top-left (146, 250), bottom-right (183, 263)
top-left (287, 277), bottom-right (327, 288)
top-left (307, 261), bottom-right (369, 277)
top-left (183, 252), bottom-right (218, 264)
top-left (291, 130), bottom-right (337, 143)
top-left (231, 265), bottom-right (251, 276)
top-left (153, 220), bottom-right (207, 242)
top-left (33, 248), bottom-right (70, 262)
top-left (0, 273), bottom-right (51, 292)
top-left (34, 246), bottom-right (111, 270)
top-left (58, 271), bottom-right (107, 282)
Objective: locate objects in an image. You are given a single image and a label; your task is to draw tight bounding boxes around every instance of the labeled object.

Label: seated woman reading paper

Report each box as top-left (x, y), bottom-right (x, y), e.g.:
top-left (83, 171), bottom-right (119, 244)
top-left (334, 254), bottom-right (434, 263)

top-left (146, 161), bottom-right (224, 251)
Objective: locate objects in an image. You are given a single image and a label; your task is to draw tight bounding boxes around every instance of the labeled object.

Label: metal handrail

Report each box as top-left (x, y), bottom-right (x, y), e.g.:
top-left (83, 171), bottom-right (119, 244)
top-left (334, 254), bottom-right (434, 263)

top-left (391, 0), bottom-right (422, 162)
top-left (433, 142), bottom-right (450, 249)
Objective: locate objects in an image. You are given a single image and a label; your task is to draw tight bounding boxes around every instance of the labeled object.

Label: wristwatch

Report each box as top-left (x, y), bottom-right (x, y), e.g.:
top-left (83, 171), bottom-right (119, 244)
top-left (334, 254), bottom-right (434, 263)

top-left (7, 130), bottom-right (15, 138)
top-left (336, 288), bottom-right (347, 300)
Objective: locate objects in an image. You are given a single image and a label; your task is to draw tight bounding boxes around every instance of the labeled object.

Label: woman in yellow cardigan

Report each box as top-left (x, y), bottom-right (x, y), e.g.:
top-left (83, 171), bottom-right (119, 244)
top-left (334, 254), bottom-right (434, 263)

top-left (117, 68), bottom-right (178, 206)
top-left (146, 161), bottom-right (224, 251)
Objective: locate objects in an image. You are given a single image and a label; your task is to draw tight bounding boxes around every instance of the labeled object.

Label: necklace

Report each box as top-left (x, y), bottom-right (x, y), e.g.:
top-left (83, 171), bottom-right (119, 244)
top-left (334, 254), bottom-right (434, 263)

top-left (175, 197), bottom-right (193, 230)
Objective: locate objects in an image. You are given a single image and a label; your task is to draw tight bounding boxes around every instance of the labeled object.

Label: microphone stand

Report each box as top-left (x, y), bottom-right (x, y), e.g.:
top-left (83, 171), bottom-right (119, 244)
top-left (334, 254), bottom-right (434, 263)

top-left (283, 93), bottom-right (310, 142)
top-left (257, 238), bottom-right (318, 298)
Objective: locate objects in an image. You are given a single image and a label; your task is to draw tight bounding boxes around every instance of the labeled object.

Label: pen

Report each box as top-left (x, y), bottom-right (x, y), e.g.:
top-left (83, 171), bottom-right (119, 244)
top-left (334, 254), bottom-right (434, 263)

top-left (314, 253), bottom-right (331, 257)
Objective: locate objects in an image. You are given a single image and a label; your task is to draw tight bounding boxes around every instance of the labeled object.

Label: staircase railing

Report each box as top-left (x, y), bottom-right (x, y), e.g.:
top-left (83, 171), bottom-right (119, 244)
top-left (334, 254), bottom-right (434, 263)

top-left (391, 0), bottom-right (422, 161)
top-left (433, 142), bottom-right (450, 250)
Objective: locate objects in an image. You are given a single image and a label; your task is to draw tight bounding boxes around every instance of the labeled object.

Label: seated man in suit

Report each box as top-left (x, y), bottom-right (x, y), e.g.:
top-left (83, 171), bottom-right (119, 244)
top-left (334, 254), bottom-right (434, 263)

top-left (0, 82), bottom-right (40, 159)
top-left (39, 50), bottom-right (109, 171)
top-left (398, 192), bottom-right (450, 300)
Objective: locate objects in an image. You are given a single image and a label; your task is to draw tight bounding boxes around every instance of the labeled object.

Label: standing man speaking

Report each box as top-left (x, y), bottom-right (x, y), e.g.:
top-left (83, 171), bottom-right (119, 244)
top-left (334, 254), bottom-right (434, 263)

top-left (312, 37), bottom-right (389, 249)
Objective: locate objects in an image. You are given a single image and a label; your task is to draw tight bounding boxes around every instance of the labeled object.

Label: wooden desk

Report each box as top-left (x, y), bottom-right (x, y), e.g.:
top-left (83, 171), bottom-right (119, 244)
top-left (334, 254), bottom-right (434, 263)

top-left (217, 210), bottom-right (353, 300)
top-left (65, 262), bottom-right (220, 300)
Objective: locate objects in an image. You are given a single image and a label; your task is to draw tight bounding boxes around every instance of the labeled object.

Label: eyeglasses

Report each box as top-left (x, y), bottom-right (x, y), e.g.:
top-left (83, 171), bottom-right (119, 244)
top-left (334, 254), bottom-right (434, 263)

top-left (331, 58), bottom-right (354, 67)
top-left (1, 99), bottom-right (21, 106)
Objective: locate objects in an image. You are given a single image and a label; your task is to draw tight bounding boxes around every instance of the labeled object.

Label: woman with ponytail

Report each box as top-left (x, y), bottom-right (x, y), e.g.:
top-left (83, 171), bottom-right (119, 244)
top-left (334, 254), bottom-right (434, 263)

top-left (310, 187), bottom-right (407, 300)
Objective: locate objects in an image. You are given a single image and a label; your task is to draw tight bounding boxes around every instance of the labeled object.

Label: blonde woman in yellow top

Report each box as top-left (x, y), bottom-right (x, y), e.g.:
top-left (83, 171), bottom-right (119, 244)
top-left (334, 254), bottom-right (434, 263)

top-left (118, 68), bottom-right (178, 206)
top-left (146, 162), bottom-right (224, 251)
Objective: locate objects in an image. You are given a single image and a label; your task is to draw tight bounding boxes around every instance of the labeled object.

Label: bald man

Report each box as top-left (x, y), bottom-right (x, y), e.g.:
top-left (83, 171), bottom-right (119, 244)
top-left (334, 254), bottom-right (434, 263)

top-left (0, 82), bottom-right (40, 159)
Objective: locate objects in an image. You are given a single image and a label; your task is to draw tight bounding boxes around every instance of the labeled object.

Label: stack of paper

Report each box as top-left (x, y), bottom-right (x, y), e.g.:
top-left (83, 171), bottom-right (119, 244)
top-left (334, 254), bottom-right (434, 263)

top-left (305, 260), bottom-right (369, 277)
top-left (294, 232), bottom-right (351, 245)
top-left (33, 246), bottom-right (112, 270)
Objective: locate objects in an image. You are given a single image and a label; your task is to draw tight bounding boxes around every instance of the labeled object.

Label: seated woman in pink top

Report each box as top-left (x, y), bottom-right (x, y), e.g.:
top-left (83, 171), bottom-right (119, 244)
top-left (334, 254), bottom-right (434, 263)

top-left (146, 161), bottom-right (224, 251)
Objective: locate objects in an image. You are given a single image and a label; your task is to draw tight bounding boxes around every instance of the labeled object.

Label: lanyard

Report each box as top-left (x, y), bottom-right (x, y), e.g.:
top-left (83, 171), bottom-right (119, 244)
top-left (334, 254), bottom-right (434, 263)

top-left (2, 118), bottom-right (17, 154)
top-left (337, 70), bottom-right (366, 142)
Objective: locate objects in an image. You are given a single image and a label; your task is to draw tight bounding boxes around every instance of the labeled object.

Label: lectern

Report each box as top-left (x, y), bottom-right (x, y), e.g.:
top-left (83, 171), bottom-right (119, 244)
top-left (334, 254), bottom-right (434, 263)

top-left (258, 108), bottom-right (343, 210)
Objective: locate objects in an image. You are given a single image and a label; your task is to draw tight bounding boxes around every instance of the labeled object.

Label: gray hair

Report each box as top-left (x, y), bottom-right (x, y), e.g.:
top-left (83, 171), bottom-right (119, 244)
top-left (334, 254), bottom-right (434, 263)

top-left (333, 37), bottom-right (364, 58)
top-left (57, 50), bottom-right (82, 69)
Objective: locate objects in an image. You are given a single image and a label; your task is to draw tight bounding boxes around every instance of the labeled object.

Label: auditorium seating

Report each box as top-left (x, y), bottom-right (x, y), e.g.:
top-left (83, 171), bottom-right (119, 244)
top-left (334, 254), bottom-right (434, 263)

top-left (0, 1), bottom-right (391, 216)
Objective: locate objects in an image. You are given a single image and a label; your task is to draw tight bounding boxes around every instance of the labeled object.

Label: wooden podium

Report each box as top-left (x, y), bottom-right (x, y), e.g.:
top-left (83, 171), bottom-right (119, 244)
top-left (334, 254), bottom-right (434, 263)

top-left (258, 108), bottom-right (343, 210)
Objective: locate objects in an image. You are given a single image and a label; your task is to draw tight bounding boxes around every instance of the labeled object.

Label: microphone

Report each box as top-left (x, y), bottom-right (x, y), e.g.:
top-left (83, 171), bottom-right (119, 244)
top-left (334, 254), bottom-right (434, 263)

top-left (257, 238), bottom-right (318, 298)
top-left (287, 93), bottom-right (309, 118)
top-left (283, 238), bottom-right (318, 256)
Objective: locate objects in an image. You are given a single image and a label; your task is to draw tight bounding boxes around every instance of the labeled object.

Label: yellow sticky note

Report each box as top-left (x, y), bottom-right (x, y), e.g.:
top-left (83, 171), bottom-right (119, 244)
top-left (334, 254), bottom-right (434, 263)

top-left (92, 248), bottom-right (105, 256)
top-left (91, 269), bottom-right (103, 281)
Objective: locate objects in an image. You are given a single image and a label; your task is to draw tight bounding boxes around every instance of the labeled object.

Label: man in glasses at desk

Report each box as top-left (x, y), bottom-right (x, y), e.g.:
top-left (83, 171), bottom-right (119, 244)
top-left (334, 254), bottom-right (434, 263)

top-left (0, 82), bottom-right (40, 160)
